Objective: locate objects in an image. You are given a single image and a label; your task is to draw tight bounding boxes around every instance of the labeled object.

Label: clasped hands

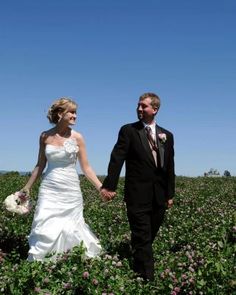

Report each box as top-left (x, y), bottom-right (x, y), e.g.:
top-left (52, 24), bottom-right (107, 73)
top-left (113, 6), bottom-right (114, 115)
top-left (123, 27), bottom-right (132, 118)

top-left (100, 188), bottom-right (116, 202)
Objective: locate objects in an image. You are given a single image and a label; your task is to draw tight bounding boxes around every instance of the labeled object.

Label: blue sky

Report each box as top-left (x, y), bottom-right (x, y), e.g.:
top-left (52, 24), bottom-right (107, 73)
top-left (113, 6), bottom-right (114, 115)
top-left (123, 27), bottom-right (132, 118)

top-left (0, 0), bottom-right (235, 177)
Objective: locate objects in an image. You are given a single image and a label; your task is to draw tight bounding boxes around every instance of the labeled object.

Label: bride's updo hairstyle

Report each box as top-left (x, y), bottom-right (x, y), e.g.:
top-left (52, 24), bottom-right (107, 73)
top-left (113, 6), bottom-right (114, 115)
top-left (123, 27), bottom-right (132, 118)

top-left (47, 97), bottom-right (77, 124)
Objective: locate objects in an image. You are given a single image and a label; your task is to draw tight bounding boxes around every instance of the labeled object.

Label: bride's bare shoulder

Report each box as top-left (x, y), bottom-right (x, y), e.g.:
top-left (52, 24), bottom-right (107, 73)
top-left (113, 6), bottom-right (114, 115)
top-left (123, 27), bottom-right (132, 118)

top-left (40, 128), bottom-right (55, 142)
top-left (71, 130), bottom-right (84, 143)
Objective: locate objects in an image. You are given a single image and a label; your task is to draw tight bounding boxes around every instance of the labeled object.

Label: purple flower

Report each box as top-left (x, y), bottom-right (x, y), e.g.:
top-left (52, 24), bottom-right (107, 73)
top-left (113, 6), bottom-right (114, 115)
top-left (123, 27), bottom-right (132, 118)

top-left (34, 287), bottom-right (41, 293)
top-left (188, 266), bottom-right (195, 273)
top-left (174, 287), bottom-right (181, 293)
top-left (63, 282), bottom-right (71, 289)
top-left (82, 271), bottom-right (90, 279)
top-left (189, 277), bottom-right (195, 284)
top-left (92, 278), bottom-right (99, 286)
top-left (44, 277), bottom-right (49, 284)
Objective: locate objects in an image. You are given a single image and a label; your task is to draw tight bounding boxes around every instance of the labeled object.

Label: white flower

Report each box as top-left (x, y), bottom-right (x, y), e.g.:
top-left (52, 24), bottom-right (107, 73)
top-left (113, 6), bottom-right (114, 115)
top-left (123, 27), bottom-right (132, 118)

top-left (3, 191), bottom-right (32, 215)
top-left (158, 133), bottom-right (167, 143)
top-left (63, 139), bottom-right (79, 154)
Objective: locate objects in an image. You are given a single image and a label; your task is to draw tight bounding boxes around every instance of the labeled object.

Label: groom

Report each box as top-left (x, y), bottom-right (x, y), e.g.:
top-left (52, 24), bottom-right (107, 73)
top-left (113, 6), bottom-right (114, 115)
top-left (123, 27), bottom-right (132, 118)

top-left (101, 92), bottom-right (175, 281)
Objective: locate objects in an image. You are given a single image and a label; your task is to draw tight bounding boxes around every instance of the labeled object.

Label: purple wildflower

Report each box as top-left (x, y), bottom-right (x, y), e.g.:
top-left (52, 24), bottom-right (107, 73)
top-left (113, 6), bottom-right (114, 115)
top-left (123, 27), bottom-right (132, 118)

top-left (92, 278), bottom-right (99, 286)
top-left (82, 271), bottom-right (90, 279)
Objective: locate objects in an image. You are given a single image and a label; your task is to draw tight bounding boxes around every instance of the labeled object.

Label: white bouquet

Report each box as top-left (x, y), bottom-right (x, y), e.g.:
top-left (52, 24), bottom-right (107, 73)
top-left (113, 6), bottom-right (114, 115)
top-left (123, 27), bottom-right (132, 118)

top-left (3, 191), bottom-right (32, 215)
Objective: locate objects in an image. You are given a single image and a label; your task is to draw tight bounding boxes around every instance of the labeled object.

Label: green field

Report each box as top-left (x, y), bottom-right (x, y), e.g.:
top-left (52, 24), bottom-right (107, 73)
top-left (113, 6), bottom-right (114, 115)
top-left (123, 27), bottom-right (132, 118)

top-left (0, 172), bottom-right (235, 294)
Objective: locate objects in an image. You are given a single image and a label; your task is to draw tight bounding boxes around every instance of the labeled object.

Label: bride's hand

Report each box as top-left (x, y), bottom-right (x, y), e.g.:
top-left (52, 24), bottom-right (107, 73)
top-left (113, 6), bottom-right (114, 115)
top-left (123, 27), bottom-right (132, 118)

top-left (20, 187), bottom-right (30, 196)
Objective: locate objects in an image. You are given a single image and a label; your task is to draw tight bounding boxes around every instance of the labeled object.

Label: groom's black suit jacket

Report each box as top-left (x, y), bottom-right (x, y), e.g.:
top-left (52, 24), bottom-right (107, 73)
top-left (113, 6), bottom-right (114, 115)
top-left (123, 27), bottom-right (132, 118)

top-left (103, 121), bottom-right (175, 212)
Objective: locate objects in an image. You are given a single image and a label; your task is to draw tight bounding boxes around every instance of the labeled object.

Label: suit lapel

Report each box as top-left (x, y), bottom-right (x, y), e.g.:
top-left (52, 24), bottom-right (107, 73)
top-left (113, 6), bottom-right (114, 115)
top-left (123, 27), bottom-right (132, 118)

top-left (156, 125), bottom-right (165, 168)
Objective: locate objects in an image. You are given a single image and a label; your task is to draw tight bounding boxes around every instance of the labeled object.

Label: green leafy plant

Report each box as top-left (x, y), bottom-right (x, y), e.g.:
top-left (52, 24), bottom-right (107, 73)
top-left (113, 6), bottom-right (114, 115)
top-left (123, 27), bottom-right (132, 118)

top-left (0, 174), bottom-right (235, 294)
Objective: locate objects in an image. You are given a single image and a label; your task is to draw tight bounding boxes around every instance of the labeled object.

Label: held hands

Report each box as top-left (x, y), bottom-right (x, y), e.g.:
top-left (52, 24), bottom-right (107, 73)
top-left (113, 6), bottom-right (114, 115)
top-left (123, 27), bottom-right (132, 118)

top-left (100, 188), bottom-right (116, 202)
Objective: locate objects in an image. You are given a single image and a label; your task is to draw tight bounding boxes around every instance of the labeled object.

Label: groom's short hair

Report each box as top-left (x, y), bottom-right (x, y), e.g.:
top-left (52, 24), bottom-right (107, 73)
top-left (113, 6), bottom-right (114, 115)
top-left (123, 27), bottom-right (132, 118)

top-left (139, 92), bottom-right (161, 110)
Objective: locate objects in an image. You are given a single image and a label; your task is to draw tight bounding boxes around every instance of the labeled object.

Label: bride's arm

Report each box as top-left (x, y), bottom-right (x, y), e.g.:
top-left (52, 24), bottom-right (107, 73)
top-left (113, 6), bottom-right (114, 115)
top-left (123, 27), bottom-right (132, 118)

top-left (76, 133), bottom-right (102, 191)
top-left (22, 133), bottom-right (47, 193)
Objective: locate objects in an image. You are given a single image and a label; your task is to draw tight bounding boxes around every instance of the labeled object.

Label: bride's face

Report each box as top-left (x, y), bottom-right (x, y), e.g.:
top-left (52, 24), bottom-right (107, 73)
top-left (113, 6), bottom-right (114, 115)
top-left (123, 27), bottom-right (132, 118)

top-left (59, 108), bottom-right (77, 125)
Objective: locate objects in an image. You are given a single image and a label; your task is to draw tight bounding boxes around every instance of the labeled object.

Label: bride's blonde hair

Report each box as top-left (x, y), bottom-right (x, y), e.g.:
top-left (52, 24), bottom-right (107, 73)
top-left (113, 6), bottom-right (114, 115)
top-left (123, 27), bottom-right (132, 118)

top-left (47, 97), bottom-right (77, 124)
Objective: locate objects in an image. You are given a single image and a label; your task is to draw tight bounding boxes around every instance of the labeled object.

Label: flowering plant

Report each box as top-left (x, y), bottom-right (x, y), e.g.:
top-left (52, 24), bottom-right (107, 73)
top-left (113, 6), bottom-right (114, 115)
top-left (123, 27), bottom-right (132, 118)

top-left (3, 191), bottom-right (32, 215)
top-left (158, 133), bottom-right (167, 143)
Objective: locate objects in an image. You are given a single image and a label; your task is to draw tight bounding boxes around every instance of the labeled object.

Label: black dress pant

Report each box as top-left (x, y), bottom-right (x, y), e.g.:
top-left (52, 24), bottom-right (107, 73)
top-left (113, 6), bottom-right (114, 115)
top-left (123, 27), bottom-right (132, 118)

top-left (127, 204), bottom-right (166, 281)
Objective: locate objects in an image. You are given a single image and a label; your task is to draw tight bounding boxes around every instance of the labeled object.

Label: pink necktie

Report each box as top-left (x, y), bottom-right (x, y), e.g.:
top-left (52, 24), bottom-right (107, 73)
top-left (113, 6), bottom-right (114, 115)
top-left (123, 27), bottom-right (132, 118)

top-left (145, 126), bottom-right (158, 152)
top-left (145, 126), bottom-right (159, 166)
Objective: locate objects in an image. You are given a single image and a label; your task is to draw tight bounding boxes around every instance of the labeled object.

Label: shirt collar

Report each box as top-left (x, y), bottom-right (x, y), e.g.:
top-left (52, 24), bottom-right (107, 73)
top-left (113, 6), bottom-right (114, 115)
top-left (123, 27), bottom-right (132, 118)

top-left (142, 121), bottom-right (156, 134)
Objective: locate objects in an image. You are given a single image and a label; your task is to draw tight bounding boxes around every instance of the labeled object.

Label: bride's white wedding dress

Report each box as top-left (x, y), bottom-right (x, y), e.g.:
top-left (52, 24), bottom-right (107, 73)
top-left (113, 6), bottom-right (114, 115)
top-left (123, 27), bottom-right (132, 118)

top-left (27, 137), bottom-right (102, 261)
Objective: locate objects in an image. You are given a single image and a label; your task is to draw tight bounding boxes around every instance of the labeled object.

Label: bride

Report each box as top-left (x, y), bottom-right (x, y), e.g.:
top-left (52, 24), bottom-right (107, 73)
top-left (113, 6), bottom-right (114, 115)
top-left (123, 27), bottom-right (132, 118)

top-left (22, 97), bottom-right (112, 261)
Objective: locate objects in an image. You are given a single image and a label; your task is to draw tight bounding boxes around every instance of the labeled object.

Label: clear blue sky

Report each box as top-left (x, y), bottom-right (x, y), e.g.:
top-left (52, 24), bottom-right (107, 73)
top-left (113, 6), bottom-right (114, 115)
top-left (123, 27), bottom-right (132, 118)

top-left (0, 0), bottom-right (235, 177)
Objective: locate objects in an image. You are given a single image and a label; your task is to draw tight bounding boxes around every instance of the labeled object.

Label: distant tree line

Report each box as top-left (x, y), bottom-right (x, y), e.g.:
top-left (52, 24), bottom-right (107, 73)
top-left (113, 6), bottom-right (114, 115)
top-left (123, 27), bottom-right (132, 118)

top-left (204, 168), bottom-right (231, 177)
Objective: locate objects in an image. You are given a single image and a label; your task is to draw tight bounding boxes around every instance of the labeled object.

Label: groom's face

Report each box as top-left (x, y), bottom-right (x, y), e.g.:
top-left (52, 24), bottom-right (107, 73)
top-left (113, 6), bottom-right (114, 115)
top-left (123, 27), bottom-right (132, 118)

top-left (137, 97), bottom-right (157, 123)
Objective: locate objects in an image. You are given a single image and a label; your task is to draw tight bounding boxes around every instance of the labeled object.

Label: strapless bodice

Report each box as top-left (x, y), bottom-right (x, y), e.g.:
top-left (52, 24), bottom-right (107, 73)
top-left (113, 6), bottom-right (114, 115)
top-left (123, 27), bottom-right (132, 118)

top-left (45, 138), bottom-right (79, 170)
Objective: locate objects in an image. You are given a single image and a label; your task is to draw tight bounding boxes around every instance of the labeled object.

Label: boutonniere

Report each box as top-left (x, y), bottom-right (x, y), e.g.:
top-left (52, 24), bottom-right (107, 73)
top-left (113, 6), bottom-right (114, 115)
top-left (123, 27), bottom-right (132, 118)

top-left (158, 133), bottom-right (167, 143)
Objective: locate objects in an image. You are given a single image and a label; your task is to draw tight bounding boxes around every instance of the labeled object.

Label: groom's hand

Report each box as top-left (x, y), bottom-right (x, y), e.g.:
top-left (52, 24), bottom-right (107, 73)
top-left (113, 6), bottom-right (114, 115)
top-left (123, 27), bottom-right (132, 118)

top-left (100, 188), bottom-right (116, 202)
